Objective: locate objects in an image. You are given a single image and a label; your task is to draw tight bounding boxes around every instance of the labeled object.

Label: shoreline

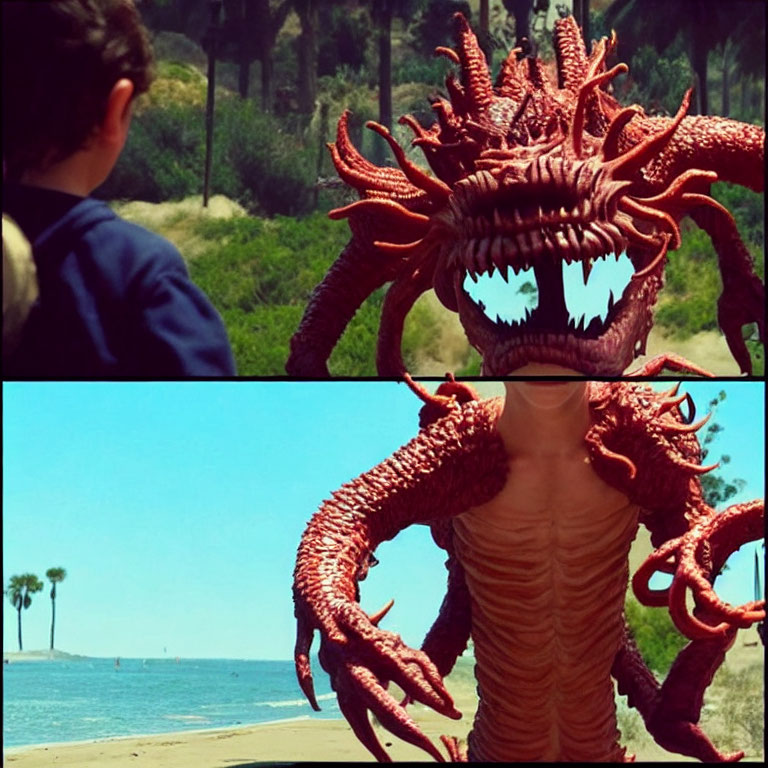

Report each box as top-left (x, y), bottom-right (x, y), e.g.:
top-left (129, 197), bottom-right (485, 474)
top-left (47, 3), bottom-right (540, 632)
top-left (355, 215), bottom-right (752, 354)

top-left (3, 714), bottom-right (337, 754)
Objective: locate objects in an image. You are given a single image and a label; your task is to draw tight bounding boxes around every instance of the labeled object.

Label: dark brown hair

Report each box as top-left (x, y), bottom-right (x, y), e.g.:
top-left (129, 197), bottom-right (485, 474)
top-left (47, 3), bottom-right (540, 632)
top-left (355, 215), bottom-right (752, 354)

top-left (2, 0), bottom-right (155, 178)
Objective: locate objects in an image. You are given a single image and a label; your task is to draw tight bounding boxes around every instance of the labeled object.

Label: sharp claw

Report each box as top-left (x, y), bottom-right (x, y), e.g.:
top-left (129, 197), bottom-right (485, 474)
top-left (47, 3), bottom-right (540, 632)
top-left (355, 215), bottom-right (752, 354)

top-left (337, 688), bottom-right (393, 762)
top-left (369, 598), bottom-right (395, 626)
top-left (294, 612), bottom-right (320, 710)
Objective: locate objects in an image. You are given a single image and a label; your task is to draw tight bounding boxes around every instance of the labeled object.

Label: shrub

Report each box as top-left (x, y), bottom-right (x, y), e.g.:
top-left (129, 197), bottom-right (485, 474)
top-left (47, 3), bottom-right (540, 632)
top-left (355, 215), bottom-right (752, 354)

top-left (97, 95), bottom-right (316, 215)
top-left (624, 596), bottom-right (687, 677)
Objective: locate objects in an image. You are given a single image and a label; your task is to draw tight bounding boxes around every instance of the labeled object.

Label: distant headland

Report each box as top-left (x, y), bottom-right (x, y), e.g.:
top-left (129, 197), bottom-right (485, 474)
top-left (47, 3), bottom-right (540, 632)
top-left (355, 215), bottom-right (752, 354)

top-left (3, 649), bottom-right (89, 663)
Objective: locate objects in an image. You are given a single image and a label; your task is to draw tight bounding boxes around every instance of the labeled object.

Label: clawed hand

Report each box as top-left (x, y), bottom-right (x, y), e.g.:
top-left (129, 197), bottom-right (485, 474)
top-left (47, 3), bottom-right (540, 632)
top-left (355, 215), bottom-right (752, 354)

top-left (296, 600), bottom-right (460, 761)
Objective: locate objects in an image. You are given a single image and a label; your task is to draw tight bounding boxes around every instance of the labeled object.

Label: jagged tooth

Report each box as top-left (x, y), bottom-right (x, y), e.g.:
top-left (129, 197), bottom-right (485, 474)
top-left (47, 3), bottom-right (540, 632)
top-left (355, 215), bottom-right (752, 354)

top-left (577, 314), bottom-right (586, 333)
top-left (582, 230), bottom-right (602, 258)
top-left (555, 231), bottom-right (569, 260)
top-left (537, 206), bottom-right (544, 223)
top-left (513, 209), bottom-right (524, 228)
top-left (468, 268), bottom-right (478, 283)
top-left (567, 224), bottom-right (580, 252)
top-left (608, 289), bottom-right (615, 312)
top-left (476, 236), bottom-right (491, 275)
top-left (559, 206), bottom-right (568, 220)
top-left (490, 235), bottom-right (504, 270)
top-left (498, 261), bottom-right (509, 282)
top-left (493, 208), bottom-right (503, 228)
top-left (582, 257), bottom-right (593, 285)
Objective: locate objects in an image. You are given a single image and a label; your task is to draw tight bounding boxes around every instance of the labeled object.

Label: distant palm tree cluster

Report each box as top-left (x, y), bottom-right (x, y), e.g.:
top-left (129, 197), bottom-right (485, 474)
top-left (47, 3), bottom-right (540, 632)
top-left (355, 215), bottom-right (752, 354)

top-left (5, 568), bottom-right (66, 652)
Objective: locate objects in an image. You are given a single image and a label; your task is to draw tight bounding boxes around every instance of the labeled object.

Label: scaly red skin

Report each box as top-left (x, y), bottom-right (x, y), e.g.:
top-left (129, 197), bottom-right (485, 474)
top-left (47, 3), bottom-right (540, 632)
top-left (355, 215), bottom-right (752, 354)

top-left (292, 378), bottom-right (764, 762)
top-left (286, 14), bottom-right (764, 377)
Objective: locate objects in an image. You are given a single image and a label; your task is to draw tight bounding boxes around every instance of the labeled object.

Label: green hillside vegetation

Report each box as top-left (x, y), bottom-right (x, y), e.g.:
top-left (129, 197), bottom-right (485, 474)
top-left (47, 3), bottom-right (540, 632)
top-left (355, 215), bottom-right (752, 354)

top-left (96, 2), bottom-right (763, 376)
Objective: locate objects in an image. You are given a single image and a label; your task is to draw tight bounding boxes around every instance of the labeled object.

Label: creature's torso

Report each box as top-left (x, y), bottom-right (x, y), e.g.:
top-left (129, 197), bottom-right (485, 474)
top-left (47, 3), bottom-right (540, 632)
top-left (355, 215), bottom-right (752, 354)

top-left (453, 439), bottom-right (639, 761)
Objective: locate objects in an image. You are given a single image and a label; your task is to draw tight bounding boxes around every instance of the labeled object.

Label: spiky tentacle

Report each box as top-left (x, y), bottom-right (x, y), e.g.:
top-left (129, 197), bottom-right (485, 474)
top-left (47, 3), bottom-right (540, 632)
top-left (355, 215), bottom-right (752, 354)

top-left (293, 396), bottom-right (507, 761)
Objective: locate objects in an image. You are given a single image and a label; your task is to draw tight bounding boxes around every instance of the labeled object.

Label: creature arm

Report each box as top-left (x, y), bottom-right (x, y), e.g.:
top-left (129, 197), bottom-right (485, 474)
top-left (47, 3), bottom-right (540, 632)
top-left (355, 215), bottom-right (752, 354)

top-left (617, 500), bottom-right (764, 762)
top-left (293, 399), bottom-right (507, 761)
top-left (690, 204), bottom-right (764, 375)
top-left (286, 234), bottom-right (399, 376)
top-left (632, 115), bottom-right (765, 374)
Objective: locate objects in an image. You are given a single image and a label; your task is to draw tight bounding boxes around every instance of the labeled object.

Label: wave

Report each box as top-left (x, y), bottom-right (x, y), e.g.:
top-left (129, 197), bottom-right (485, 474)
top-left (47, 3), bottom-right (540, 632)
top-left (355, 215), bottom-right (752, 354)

top-left (162, 715), bottom-right (211, 722)
top-left (257, 692), bottom-right (336, 708)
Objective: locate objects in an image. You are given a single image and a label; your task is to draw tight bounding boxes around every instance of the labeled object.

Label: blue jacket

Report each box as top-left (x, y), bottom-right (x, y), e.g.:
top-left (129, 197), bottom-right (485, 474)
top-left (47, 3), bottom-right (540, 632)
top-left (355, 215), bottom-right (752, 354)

top-left (4, 185), bottom-right (235, 377)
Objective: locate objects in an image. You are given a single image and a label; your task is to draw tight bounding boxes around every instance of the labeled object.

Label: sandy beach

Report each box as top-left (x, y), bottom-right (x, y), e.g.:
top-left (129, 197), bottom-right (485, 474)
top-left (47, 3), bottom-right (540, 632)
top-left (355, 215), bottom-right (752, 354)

top-left (5, 634), bottom-right (763, 766)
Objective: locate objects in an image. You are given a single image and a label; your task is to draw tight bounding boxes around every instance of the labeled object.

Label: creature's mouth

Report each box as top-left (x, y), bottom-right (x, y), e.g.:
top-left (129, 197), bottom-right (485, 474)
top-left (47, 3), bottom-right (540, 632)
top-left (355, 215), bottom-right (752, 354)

top-left (461, 251), bottom-right (635, 335)
top-left (433, 218), bottom-right (666, 375)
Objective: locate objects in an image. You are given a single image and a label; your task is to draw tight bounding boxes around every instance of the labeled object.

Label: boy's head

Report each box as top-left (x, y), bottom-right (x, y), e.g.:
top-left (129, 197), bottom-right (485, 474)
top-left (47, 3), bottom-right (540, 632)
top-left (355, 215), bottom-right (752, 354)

top-left (2, 0), bottom-right (154, 182)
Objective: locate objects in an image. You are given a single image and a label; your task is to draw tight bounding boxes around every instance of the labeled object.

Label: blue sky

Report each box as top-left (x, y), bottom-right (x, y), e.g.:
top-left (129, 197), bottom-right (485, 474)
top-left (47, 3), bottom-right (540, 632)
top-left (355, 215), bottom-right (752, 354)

top-left (3, 380), bottom-right (764, 661)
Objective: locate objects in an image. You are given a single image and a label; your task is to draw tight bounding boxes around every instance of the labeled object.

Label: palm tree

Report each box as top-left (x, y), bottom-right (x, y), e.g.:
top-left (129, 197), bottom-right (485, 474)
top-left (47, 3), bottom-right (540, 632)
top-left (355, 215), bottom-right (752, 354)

top-left (6, 574), bottom-right (43, 651)
top-left (46, 567), bottom-right (67, 651)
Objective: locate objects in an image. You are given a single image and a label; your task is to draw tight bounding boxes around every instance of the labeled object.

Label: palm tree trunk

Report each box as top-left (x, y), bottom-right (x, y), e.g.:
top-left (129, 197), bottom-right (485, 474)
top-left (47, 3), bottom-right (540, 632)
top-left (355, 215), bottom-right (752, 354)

top-left (17, 604), bottom-right (23, 651)
top-left (50, 589), bottom-right (57, 650)
top-left (691, 23), bottom-right (709, 115)
top-left (378, 5), bottom-right (392, 132)
top-left (297, 0), bottom-right (319, 114)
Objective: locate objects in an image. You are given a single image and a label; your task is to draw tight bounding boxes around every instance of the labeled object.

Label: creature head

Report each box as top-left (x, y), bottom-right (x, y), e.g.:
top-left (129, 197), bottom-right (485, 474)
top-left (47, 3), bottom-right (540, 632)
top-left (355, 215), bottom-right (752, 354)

top-left (326, 14), bottom-right (731, 376)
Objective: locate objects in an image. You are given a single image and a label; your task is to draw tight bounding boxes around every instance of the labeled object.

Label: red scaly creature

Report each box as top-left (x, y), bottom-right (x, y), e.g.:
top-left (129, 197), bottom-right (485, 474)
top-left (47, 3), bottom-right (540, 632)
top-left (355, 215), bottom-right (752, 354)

top-left (286, 14), bottom-right (764, 377)
top-left (293, 378), bottom-right (764, 762)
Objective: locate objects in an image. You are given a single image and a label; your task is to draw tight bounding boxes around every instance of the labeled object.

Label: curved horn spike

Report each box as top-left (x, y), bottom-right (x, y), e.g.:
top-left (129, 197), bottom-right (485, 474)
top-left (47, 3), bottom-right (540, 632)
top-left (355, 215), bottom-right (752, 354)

top-left (601, 106), bottom-right (642, 162)
top-left (621, 198), bottom-right (681, 249)
top-left (434, 45), bottom-right (460, 64)
top-left (632, 169), bottom-right (718, 207)
top-left (657, 411), bottom-right (713, 434)
top-left (329, 199), bottom-right (431, 229)
top-left (630, 233), bottom-right (671, 281)
top-left (657, 390), bottom-right (688, 414)
top-left (369, 598), bottom-right (395, 627)
top-left (593, 441), bottom-right (638, 480)
top-left (606, 88), bottom-right (693, 178)
top-left (452, 13), bottom-right (494, 113)
top-left (677, 458), bottom-right (720, 475)
top-left (571, 62), bottom-right (629, 158)
top-left (366, 121), bottom-right (452, 202)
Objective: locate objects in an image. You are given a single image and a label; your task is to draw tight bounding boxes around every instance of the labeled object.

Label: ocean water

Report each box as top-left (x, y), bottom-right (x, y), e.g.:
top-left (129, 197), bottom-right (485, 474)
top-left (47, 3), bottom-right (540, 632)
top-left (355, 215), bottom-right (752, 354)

top-left (2, 657), bottom-right (340, 748)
